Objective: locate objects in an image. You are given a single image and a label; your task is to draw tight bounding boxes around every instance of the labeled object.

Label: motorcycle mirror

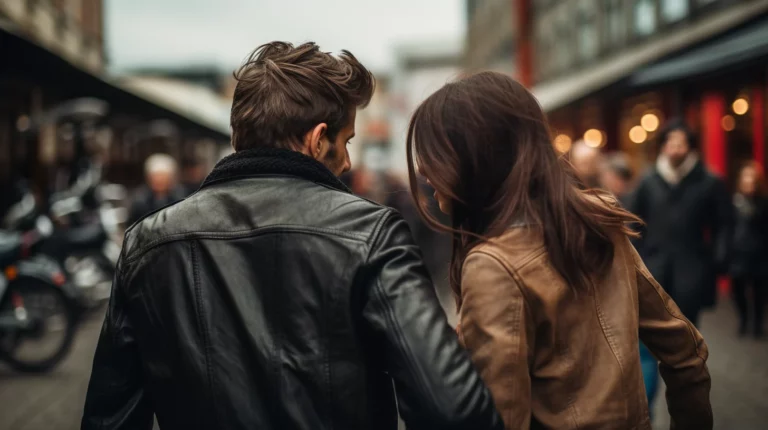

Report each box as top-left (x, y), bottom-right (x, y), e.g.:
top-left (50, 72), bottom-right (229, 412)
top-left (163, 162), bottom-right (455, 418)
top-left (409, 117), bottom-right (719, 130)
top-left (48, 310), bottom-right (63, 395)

top-left (35, 216), bottom-right (54, 238)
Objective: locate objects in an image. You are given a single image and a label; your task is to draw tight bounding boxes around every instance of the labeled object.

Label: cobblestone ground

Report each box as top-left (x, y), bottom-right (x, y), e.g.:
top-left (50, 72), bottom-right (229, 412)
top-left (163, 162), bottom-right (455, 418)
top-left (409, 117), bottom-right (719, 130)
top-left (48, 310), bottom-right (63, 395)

top-left (1, 300), bottom-right (765, 430)
top-left (0, 309), bottom-right (104, 430)
top-left (652, 300), bottom-right (768, 430)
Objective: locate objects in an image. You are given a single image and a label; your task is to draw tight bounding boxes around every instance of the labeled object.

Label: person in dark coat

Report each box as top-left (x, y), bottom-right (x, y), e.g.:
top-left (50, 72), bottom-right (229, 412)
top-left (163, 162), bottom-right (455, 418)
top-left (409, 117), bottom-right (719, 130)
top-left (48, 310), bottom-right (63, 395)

top-left (729, 161), bottom-right (768, 337)
top-left (626, 120), bottom-right (731, 327)
top-left (127, 153), bottom-right (186, 226)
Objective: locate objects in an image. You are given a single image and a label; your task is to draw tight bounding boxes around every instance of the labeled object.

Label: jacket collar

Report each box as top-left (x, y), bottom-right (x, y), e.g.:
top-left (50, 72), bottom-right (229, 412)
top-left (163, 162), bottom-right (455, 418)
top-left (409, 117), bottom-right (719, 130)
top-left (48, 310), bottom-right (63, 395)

top-left (201, 147), bottom-right (351, 193)
top-left (656, 152), bottom-right (700, 186)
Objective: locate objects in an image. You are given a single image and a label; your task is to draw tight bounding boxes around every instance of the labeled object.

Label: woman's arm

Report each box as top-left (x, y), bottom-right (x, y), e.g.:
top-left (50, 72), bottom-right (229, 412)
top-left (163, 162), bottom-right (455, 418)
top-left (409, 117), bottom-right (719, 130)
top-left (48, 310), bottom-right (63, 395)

top-left (629, 242), bottom-right (713, 430)
top-left (460, 251), bottom-right (534, 429)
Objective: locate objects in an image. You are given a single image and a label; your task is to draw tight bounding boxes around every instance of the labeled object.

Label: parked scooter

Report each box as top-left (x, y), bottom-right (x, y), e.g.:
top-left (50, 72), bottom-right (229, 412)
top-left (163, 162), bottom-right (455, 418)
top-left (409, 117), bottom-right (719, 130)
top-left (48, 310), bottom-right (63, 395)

top-left (0, 219), bottom-right (79, 372)
top-left (2, 181), bottom-right (123, 310)
top-left (5, 97), bottom-right (124, 310)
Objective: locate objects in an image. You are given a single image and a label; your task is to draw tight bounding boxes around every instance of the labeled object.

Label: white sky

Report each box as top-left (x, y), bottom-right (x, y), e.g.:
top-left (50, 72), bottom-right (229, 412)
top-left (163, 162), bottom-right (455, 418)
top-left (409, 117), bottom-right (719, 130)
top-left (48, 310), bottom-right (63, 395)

top-left (106, 0), bottom-right (465, 74)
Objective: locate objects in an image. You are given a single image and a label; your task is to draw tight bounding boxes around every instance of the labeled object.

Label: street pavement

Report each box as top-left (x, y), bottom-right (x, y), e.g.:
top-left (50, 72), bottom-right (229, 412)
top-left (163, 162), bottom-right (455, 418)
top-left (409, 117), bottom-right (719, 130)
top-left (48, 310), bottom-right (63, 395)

top-left (0, 300), bottom-right (766, 430)
top-left (652, 299), bottom-right (768, 430)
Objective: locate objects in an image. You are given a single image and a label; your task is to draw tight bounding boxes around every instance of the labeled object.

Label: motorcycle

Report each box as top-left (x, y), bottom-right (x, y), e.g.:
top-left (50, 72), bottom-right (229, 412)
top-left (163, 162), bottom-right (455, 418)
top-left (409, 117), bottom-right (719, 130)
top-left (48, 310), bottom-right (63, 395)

top-left (2, 179), bottom-right (124, 310)
top-left (0, 219), bottom-right (79, 373)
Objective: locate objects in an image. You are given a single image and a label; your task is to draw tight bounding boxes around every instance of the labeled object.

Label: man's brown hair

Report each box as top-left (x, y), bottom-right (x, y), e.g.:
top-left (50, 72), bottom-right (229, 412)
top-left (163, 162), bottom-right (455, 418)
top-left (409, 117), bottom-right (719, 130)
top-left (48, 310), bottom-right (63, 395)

top-left (230, 41), bottom-right (375, 151)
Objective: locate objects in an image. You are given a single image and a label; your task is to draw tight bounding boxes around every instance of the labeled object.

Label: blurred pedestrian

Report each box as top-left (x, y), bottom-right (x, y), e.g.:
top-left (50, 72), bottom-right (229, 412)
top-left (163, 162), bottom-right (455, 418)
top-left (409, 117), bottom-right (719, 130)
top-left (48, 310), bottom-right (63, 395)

top-left (407, 72), bottom-right (711, 430)
top-left (82, 41), bottom-right (502, 430)
top-left (599, 152), bottom-right (633, 203)
top-left (626, 119), bottom-right (731, 327)
top-left (569, 139), bottom-right (602, 188)
top-left (730, 161), bottom-right (768, 337)
top-left (126, 153), bottom-right (185, 226)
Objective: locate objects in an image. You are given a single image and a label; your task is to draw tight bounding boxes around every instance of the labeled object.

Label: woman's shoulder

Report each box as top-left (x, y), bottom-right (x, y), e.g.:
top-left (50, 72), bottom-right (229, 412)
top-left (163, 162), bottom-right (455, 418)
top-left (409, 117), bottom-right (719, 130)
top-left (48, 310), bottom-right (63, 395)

top-left (466, 228), bottom-right (546, 276)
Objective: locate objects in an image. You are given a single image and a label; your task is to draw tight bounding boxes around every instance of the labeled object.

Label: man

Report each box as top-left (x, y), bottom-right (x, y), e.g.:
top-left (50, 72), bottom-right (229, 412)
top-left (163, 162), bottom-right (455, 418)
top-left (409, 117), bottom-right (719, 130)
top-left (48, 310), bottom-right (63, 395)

top-left (626, 119), bottom-right (731, 327)
top-left (569, 140), bottom-right (602, 188)
top-left (126, 153), bottom-right (186, 226)
top-left (82, 42), bottom-right (503, 430)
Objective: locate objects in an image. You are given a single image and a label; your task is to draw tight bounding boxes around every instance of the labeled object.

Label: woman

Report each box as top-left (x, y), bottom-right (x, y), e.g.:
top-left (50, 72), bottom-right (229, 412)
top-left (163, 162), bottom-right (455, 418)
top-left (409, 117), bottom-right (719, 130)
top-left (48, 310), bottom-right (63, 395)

top-left (406, 72), bottom-right (712, 429)
top-left (730, 162), bottom-right (768, 337)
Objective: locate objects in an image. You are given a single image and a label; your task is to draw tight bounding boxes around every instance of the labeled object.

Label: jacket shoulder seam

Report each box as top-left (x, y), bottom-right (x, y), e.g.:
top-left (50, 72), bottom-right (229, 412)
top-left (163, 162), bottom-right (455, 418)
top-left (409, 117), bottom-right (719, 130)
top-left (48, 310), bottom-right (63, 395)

top-left (124, 225), bottom-right (369, 264)
top-left (469, 244), bottom-right (546, 272)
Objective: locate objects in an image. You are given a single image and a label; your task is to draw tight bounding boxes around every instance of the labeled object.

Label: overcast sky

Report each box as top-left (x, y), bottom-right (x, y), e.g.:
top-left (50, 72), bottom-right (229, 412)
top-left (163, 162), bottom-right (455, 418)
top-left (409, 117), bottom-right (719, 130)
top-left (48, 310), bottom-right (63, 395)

top-left (106, 0), bottom-right (464, 74)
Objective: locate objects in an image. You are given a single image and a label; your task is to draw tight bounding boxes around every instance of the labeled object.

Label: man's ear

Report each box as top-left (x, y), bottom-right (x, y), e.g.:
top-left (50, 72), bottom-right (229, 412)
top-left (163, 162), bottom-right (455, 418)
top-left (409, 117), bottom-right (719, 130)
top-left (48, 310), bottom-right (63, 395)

top-left (303, 123), bottom-right (328, 160)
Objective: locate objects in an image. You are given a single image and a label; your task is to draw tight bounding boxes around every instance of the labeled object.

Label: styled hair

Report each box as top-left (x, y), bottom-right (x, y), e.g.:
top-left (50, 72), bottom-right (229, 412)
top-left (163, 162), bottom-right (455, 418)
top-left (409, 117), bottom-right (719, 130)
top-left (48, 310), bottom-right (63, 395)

top-left (230, 41), bottom-right (375, 151)
top-left (657, 118), bottom-right (698, 151)
top-left (144, 153), bottom-right (177, 176)
top-left (406, 71), bottom-right (641, 298)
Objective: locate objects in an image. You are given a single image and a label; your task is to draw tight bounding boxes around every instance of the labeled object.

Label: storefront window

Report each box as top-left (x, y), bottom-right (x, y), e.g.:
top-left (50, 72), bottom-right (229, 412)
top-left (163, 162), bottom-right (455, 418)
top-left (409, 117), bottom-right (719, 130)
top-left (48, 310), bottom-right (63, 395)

top-left (603, 0), bottom-right (625, 49)
top-left (577, 0), bottom-right (599, 61)
top-left (634, 0), bottom-right (657, 37)
top-left (554, 5), bottom-right (575, 72)
top-left (662, 0), bottom-right (689, 22)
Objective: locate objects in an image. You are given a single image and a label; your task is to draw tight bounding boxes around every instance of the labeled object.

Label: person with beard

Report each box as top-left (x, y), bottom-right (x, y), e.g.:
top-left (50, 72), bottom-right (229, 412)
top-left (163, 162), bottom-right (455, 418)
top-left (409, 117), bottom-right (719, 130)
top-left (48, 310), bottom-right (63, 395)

top-left (626, 119), bottom-right (731, 327)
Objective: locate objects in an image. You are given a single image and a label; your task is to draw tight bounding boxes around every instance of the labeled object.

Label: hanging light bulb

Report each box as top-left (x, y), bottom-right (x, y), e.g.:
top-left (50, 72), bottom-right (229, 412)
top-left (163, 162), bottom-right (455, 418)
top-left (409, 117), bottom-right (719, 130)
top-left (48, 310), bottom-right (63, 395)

top-left (629, 126), bottom-right (648, 144)
top-left (583, 129), bottom-right (603, 148)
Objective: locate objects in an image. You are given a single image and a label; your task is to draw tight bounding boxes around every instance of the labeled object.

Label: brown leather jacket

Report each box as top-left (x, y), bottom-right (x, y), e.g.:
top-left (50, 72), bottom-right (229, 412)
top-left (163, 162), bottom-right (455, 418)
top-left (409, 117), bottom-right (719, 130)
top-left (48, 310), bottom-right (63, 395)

top-left (457, 228), bottom-right (712, 430)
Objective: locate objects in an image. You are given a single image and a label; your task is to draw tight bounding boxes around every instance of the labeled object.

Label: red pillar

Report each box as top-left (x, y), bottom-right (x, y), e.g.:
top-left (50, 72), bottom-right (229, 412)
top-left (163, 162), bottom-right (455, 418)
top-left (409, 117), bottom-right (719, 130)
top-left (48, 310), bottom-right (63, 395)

top-left (515, 0), bottom-right (533, 88)
top-left (701, 92), bottom-right (730, 296)
top-left (753, 87), bottom-right (765, 170)
top-left (701, 93), bottom-right (727, 177)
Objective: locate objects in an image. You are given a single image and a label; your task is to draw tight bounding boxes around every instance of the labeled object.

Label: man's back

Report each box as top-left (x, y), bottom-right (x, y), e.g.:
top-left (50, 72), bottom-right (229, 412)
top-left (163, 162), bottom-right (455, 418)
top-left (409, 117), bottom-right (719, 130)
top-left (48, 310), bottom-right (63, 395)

top-left (82, 148), bottom-right (503, 430)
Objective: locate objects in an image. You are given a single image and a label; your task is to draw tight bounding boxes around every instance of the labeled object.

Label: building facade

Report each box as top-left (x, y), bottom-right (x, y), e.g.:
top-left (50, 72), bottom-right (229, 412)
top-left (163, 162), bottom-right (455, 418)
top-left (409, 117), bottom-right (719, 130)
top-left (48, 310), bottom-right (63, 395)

top-left (389, 39), bottom-right (463, 177)
top-left (465, 0), bottom-right (517, 75)
top-left (0, 0), bottom-right (230, 194)
top-left (466, 0), bottom-right (768, 186)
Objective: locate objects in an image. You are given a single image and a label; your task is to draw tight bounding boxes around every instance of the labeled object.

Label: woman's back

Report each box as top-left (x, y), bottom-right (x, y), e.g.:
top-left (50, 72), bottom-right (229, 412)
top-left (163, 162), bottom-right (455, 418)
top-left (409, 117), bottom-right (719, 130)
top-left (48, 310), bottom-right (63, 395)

top-left (458, 227), bottom-right (711, 429)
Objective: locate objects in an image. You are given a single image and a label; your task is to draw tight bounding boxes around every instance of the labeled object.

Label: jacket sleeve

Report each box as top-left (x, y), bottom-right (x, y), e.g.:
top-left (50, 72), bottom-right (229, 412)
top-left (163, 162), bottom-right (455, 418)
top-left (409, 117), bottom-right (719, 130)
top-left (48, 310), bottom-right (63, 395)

top-left (459, 251), bottom-right (533, 430)
top-left (81, 260), bottom-right (153, 430)
top-left (630, 243), bottom-right (712, 430)
top-left (360, 211), bottom-right (503, 430)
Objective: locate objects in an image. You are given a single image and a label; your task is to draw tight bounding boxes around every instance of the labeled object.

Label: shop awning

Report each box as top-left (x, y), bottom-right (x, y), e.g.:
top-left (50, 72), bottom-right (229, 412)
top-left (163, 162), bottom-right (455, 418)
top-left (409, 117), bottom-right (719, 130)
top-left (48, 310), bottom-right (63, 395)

top-left (629, 17), bottom-right (768, 87)
top-left (0, 20), bottom-right (230, 141)
top-left (531, 1), bottom-right (768, 112)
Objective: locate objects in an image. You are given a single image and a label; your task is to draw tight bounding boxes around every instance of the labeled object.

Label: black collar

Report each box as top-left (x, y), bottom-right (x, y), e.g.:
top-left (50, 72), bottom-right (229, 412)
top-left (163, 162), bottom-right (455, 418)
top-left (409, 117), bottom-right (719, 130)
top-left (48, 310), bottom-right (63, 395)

top-left (200, 147), bottom-right (351, 193)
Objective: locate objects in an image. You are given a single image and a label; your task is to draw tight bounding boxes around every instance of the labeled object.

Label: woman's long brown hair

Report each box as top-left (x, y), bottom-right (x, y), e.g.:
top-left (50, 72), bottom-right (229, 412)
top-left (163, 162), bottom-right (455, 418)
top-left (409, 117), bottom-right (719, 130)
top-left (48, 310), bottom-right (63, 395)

top-left (406, 72), bottom-right (641, 300)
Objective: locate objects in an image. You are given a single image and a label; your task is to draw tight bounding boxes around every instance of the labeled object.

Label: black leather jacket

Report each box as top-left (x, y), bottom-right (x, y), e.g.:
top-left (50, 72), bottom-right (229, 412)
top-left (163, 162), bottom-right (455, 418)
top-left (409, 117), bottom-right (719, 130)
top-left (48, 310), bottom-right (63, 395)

top-left (82, 148), bottom-right (502, 430)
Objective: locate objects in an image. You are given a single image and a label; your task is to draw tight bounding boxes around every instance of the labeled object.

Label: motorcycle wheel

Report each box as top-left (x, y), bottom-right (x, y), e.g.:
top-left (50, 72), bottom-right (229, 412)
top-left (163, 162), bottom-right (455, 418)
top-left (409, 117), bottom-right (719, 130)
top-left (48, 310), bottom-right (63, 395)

top-left (0, 280), bottom-right (76, 373)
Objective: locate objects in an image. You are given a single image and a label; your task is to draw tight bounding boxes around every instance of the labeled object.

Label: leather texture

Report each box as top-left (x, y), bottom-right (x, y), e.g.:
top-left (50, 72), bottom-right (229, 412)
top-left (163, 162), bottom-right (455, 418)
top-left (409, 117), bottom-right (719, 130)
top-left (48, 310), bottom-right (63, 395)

top-left (458, 227), bottom-right (712, 430)
top-left (81, 149), bottom-right (503, 430)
